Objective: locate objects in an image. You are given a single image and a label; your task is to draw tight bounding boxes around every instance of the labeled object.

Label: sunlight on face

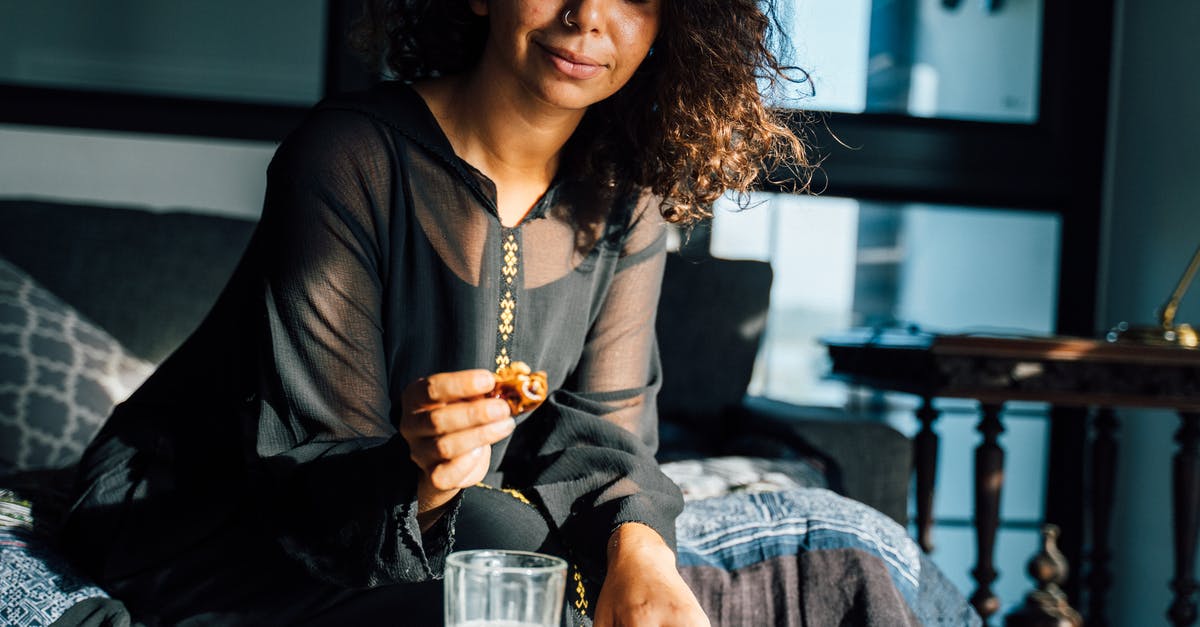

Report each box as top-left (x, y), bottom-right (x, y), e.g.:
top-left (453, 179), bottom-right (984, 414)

top-left (469, 0), bottom-right (663, 110)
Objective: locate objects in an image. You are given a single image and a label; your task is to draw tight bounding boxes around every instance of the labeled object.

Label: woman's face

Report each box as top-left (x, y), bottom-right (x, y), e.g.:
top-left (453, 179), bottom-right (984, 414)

top-left (469, 0), bottom-right (662, 111)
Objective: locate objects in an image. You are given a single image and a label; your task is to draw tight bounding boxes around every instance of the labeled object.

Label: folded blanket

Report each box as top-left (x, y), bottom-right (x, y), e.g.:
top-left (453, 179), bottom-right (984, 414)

top-left (676, 489), bottom-right (981, 627)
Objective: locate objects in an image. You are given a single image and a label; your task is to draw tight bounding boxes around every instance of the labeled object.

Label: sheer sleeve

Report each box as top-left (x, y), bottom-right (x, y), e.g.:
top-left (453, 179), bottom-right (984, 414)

top-left (517, 193), bottom-right (685, 577)
top-left (244, 110), bottom-right (455, 587)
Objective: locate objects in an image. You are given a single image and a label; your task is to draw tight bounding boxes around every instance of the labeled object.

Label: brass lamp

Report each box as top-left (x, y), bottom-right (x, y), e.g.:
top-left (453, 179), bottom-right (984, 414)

top-left (1108, 243), bottom-right (1200, 348)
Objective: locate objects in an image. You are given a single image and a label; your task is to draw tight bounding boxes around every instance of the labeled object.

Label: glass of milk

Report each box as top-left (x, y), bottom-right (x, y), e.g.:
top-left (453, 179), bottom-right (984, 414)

top-left (444, 549), bottom-right (568, 627)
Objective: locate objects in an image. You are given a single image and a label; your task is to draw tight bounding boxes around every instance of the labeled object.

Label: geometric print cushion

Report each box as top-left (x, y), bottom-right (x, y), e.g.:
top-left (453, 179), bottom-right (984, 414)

top-left (0, 258), bottom-right (154, 476)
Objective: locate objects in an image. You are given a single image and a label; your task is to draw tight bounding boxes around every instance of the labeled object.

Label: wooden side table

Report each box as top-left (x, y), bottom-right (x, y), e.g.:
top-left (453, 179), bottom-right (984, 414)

top-left (824, 329), bottom-right (1200, 626)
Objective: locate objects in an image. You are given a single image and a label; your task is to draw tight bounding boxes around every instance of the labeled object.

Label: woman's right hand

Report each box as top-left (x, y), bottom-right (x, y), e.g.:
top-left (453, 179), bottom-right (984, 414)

top-left (400, 369), bottom-right (515, 529)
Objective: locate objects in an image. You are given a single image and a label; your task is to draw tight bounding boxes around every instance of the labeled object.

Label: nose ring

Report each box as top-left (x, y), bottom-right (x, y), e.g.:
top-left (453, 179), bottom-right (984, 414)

top-left (562, 8), bottom-right (577, 28)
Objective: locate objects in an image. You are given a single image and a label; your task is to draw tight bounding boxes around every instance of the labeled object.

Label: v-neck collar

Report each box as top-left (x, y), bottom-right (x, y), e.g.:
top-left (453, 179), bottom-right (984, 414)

top-left (317, 81), bottom-right (564, 226)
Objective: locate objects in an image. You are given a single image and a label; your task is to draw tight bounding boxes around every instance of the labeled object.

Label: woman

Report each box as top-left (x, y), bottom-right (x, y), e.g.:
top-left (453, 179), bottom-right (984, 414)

top-left (60, 1), bottom-right (972, 626)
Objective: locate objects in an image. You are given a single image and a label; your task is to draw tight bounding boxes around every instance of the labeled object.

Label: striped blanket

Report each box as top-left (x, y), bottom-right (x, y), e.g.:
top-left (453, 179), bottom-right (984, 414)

top-left (2, 481), bottom-right (979, 626)
top-left (675, 489), bottom-right (980, 627)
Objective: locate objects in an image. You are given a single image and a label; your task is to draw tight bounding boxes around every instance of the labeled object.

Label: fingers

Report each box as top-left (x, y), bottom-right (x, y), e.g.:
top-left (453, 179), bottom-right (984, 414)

top-left (407, 369), bottom-right (496, 409)
top-left (404, 397), bottom-right (512, 438)
top-left (399, 369), bottom-right (513, 494)
top-left (411, 415), bottom-right (516, 467)
top-left (425, 445), bottom-right (492, 491)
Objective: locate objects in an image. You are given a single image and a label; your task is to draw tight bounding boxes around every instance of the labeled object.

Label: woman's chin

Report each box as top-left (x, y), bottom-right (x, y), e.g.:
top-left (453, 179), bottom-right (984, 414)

top-left (527, 80), bottom-right (616, 112)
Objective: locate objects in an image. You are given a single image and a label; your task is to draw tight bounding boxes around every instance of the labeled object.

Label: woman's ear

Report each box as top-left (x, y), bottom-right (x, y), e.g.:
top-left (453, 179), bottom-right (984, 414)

top-left (467, 0), bottom-right (488, 17)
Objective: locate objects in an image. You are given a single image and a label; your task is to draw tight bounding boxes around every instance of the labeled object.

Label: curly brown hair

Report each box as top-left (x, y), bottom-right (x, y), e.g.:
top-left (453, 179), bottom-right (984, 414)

top-left (351, 0), bottom-right (810, 224)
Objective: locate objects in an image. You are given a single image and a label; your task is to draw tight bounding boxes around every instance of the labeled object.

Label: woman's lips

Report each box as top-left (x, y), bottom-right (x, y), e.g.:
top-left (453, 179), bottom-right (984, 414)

top-left (536, 42), bottom-right (605, 80)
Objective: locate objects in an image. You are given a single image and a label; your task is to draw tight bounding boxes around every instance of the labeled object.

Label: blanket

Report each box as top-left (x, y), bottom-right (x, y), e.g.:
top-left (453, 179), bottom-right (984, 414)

top-left (2, 480), bottom-right (978, 627)
top-left (676, 489), bottom-right (979, 626)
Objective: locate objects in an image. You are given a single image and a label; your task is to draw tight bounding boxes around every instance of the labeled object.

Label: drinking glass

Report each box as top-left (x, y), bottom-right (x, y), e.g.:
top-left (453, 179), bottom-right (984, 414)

top-left (444, 549), bottom-right (568, 627)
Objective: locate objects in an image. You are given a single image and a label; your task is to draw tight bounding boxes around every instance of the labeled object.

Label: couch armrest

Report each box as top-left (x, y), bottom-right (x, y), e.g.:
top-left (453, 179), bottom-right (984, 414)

top-left (732, 397), bottom-right (912, 526)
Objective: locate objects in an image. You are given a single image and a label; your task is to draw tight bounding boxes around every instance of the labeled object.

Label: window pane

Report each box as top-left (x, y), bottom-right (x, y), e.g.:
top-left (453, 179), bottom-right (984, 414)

top-left (713, 194), bottom-right (1058, 616)
top-left (710, 193), bottom-right (1061, 406)
top-left (0, 0), bottom-right (325, 105)
top-left (771, 0), bottom-right (1042, 123)
top-left (711, 194), bottom-right (860, 406)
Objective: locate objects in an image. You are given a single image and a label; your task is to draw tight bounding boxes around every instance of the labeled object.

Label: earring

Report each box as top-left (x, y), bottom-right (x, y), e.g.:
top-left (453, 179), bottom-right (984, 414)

top-left (562, 8), bottom-right (577, 28)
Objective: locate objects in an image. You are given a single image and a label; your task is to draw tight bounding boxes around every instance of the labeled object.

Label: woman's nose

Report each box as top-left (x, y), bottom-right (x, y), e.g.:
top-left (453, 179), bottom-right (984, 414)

top-left (563, 0), bottom-right (607, 34)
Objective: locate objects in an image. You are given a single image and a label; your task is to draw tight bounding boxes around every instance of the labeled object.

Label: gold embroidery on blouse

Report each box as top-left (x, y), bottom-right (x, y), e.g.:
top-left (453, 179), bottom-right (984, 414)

top-left (496, 231), bottom-right (519, 370)
top-left (499, 290), bottom-right (515, 341)
top-left (502, 234), bottom-right (519, 285)
top-left (504, 488), bottom-right (531, 505)
top-left (573, 567), bottom-right (589, 612)
top-left (475, 483), bottom-right (531, 506)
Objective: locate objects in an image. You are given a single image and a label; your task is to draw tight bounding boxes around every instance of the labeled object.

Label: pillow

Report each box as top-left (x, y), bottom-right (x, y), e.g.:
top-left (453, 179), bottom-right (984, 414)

top-left (656, 254), bottom-right (772, 440)
top-left (0, 258), bottom-right (154, 476)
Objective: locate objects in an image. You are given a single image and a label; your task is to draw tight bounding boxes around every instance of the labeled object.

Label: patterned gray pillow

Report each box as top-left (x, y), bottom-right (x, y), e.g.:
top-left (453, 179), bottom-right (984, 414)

top-left (0, 258), bottom-right (154, 475)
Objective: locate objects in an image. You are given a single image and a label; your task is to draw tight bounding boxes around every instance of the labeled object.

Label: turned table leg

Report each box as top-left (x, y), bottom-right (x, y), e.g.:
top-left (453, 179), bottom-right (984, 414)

top-left (971, 403), bottom-right (1006, 622)
top-left (915, 396), bottom-right (940, 553)
top-left (1004, 524), bottom-right (1082, 627)
top-left (1169, 412), bottom-right (1200, 627)
top-left (1087, 407), bottom-right (1119, 627)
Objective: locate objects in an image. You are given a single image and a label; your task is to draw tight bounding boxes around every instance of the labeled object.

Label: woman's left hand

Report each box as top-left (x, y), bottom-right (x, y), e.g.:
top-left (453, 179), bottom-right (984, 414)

top-left (593, 523), bottom-right (710, 627)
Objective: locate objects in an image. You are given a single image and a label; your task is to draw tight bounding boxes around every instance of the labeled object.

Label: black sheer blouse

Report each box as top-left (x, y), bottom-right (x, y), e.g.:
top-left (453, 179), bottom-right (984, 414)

top-left (68, 81), bottom-right (684, 591)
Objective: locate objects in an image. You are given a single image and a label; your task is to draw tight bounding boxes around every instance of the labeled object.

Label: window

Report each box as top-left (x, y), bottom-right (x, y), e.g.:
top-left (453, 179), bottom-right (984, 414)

top-left (772, 0), bottom-right (1043, 122)
top-left (727, 0), bottom-right (1113, 608)
top-left (709, 193), bottom-right (1061, 405)
top-left (707, 191), bottom-right (1060, 604)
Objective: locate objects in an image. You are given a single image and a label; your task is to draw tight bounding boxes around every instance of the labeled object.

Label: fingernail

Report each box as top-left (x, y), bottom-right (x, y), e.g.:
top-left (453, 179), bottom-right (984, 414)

top-left (477, 372), bottom-right (497, 390)
top-left (488, 400), bottom-right (510, 419)
top-left (497, 417), bottom-right (516, 434)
